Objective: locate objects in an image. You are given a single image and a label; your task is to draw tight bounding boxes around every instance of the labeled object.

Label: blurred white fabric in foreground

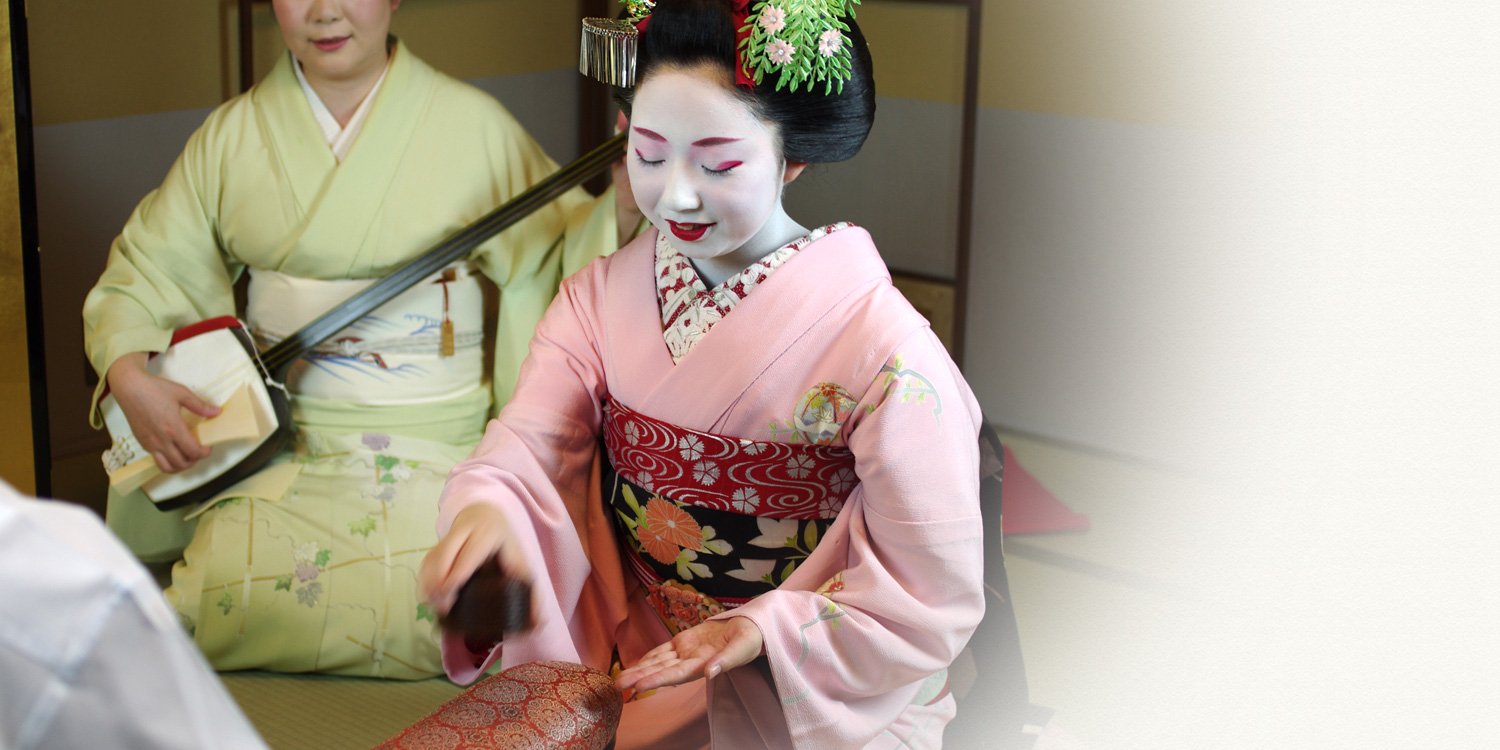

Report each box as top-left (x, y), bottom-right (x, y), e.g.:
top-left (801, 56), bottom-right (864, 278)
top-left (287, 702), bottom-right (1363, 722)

top-left (0, 482), bottom-right (266, 750)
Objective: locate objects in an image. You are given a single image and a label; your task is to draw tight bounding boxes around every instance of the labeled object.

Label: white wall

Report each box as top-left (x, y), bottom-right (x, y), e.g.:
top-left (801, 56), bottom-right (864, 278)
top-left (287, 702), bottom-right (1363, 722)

top-left (963, 108), bottom-right (1234, 466)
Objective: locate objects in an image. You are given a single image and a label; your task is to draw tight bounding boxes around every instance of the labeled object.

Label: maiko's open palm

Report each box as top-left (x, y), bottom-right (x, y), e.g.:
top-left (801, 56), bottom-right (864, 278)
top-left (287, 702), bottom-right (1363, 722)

top-left (615, 617), bottom-right (763, 693)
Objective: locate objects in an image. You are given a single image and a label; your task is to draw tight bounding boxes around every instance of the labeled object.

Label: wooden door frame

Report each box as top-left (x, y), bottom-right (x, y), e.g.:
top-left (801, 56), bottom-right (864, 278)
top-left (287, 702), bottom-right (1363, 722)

top-left (6, 0), bottom-right (51, 495)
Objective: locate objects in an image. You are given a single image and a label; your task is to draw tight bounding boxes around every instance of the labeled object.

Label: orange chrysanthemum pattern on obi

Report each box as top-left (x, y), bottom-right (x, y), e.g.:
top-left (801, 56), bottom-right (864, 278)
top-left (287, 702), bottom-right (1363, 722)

top-left (639, 497), bottom-right (705, 564)
top-left (374, 661), bottom-right (622, 750)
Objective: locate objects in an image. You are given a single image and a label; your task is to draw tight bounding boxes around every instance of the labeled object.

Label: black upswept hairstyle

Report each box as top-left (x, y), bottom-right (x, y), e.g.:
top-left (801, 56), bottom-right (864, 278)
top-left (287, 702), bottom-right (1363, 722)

top-left (618, 0), bottom-right (876, 163)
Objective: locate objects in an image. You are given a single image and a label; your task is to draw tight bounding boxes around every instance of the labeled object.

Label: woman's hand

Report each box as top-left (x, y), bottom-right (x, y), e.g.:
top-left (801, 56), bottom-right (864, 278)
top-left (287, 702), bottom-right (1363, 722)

top-left (615, 616), bottom-right (764, 693)
top-left (419, 503), bottom-right (532, 615)
top-left (106, 352), bottom-right (220, 473)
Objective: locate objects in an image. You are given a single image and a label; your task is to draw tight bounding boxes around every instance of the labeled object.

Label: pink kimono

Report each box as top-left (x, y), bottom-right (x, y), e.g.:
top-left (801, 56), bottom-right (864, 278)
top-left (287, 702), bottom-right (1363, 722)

top-left (437, 225), bottom-right (985, 749)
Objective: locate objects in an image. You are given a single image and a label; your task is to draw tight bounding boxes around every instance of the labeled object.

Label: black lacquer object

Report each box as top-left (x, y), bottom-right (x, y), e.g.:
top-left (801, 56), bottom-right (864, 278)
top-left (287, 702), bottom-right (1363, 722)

top-left (440, 557), bottom-right (533, 643)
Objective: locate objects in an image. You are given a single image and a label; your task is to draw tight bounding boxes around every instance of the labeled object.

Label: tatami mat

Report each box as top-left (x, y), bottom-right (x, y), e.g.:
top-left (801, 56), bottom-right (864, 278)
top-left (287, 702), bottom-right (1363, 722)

top-left (222, 672), bottom-right (463, 749)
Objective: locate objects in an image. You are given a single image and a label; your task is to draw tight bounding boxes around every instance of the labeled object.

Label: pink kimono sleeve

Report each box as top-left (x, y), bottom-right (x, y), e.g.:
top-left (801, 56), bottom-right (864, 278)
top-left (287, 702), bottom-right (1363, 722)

top-left (435, 258), bottom-right (629, 684)
top-left (712, 329), bottom-right (987, 748)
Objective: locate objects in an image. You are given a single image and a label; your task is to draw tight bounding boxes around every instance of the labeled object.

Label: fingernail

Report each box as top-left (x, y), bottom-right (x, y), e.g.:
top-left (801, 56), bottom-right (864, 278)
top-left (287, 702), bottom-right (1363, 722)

top-left (707, 664), bottom-right (721, 679)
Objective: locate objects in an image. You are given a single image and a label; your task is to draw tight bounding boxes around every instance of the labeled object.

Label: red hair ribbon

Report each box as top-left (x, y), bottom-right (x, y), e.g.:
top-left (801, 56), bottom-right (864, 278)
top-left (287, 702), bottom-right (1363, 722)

top-left (633, 1), bottom-right (756, 90)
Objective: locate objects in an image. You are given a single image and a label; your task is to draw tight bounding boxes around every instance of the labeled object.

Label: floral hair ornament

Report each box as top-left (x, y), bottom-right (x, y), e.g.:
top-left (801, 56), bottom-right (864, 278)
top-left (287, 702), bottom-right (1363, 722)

top-left (739, 0), bottom-right (861, 94)
top-left (580, 0), bottom-right (860, 94)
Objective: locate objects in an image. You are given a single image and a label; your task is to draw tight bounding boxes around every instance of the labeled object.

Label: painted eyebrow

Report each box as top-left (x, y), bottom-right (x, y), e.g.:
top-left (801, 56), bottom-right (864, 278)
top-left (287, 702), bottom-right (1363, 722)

top-left (631, 128), bottom-right (743, 148)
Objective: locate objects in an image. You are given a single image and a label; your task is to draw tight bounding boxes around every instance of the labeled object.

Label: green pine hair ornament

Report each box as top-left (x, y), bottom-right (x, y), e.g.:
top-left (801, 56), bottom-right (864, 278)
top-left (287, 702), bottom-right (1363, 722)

top-left (623, 0), bottom-right (655, 20)
top-left (738, 0), bottom-right (861, 95)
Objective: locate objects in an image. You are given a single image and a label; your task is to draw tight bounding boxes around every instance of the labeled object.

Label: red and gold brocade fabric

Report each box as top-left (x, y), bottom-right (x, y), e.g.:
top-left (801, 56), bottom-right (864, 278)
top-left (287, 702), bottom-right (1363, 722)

top-left (375, 661), bottom-right (622, 749)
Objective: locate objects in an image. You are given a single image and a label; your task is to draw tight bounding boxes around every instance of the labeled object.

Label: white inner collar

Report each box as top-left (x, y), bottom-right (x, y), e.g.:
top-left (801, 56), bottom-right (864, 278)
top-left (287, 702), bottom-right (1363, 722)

top-left (291, 50), bottom-right (392, 162)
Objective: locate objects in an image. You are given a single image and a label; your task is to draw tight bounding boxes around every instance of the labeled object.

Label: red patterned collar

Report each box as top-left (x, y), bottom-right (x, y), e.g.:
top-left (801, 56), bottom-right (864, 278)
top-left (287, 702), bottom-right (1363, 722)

top-left (655, 222), bottom-right (853, 363)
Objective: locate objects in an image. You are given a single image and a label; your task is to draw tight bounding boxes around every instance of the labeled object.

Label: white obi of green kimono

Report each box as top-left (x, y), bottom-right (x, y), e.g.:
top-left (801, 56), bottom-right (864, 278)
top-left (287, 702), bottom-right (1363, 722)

top-left (247, 264), bottom-right (487, 405)
top-left (82, 41), bottom-right (623, 677)
top-left (166, 267), bottom-right (488, 679)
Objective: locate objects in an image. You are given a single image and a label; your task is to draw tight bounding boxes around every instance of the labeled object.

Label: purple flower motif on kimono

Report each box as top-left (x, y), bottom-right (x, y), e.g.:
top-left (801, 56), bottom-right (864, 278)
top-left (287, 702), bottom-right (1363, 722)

top-left (692, 460), bottom-right (720, 486)
top-left (375, 485), bottom-right (397, 503)
top-left (292, 541), bottom-right (325, 582)
top-left (678, 435), bottom-right (705, 461)
top-left (730, 487), bottom-right (761, 514)
top-left (361, 432), bottom-right (391, 451)
top-left (296, 582), bottom-right (323, 607)
top-left (785, 454), bottom-right (814, 479)
top-left (294, 561), bottom-right (320, 583)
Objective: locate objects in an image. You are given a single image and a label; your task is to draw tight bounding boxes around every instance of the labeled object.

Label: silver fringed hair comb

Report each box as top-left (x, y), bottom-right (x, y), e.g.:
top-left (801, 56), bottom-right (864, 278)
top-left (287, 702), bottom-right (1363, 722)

top-left (579, 17), bottom-right (639, 88)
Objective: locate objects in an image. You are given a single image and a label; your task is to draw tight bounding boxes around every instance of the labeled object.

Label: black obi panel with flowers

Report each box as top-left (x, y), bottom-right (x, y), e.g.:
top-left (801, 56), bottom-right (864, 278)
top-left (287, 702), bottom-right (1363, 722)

top-left (601, 399), bottom-right (857, 634)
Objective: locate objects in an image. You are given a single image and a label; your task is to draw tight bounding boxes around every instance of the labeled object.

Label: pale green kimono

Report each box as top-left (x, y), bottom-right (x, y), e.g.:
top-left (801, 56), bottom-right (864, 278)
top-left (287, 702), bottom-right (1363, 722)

top-left (82, 43), bottom-right (621, 677)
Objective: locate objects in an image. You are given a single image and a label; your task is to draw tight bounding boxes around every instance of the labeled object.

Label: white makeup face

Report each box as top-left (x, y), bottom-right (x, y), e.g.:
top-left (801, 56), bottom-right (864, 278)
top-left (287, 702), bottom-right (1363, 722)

top-left (274, 0), bottom-right (399, 89)
top-left (628, 65), bottom-right (803, 274)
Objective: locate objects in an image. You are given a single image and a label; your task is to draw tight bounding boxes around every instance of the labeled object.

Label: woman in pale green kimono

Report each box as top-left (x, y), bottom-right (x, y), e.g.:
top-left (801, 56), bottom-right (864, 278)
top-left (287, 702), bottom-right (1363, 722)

top-left (82, 0), bottom-right (635, 678)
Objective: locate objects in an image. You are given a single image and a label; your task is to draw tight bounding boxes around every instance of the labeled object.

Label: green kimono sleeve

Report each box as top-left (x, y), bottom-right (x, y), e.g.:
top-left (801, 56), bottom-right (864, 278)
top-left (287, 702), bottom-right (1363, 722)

top-left (82, 123), bottom-right (242, 424)
top-left (469, 107), bottom-right (628, 413)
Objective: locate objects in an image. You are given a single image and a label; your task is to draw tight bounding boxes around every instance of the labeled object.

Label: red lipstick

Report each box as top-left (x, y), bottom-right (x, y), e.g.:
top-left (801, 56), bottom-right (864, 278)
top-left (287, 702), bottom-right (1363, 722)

top-left (668, 221), bottom-right (713, 242)
top-left (314, 36), bottom-right (350, 52)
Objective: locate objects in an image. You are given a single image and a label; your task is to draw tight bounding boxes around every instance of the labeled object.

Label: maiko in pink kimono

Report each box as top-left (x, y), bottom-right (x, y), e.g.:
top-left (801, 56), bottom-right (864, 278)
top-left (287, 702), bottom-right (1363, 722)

top-left (420, 1), bottom-right (986, 747)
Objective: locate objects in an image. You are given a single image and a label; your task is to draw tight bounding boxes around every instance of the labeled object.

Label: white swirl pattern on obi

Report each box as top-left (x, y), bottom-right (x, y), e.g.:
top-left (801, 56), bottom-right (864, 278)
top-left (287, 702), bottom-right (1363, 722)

top-left (602, 399), bottom-right (856, 520)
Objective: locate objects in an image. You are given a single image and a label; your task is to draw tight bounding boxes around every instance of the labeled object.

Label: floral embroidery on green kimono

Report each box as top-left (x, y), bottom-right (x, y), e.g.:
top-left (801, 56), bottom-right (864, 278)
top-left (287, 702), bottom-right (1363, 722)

top-left (83, 42), bottom-right (623, 677)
